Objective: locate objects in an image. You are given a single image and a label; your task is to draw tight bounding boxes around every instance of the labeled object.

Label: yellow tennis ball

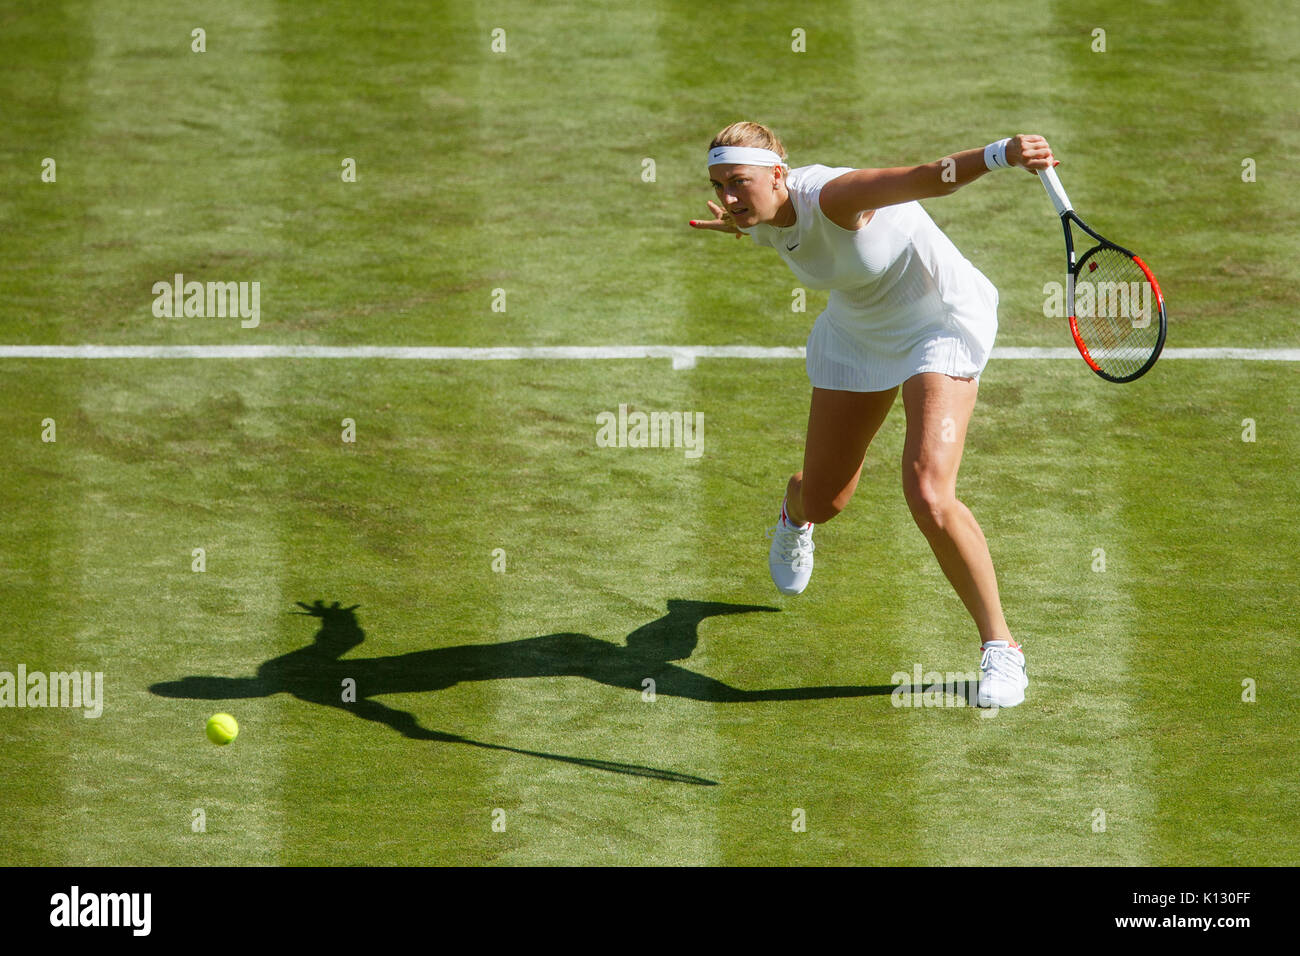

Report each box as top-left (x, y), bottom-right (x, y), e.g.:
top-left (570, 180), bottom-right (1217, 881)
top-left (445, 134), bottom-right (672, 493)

top-left (206, 713), bottom-right (238, 745)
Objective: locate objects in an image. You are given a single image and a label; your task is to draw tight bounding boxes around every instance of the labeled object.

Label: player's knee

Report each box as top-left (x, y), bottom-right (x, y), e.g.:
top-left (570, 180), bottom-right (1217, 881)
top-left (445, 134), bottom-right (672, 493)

top-left (903, 473), bottom-right (953, 533)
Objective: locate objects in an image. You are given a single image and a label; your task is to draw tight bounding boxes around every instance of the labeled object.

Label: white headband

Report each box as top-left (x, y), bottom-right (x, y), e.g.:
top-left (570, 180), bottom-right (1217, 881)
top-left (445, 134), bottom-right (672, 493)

top-left (707, 145), bottom-right (787, 168)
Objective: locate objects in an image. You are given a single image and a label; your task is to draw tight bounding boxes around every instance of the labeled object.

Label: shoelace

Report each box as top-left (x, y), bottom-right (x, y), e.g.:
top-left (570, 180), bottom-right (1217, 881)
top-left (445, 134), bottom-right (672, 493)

top-left (980, 645), bottom-right (1024, 684)
top-left (766, 523), bottom-right (814, 568)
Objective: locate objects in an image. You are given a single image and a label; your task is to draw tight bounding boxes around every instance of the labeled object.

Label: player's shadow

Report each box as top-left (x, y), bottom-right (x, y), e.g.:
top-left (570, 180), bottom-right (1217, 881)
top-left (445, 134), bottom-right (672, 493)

top-left (151, 599), bottom-right (898, 786)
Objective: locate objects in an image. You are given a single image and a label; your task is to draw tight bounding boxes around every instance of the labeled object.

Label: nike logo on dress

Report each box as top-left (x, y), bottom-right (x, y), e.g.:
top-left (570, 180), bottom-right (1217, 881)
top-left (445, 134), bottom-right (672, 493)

top-left (786, 242), bottom-right (799, 251)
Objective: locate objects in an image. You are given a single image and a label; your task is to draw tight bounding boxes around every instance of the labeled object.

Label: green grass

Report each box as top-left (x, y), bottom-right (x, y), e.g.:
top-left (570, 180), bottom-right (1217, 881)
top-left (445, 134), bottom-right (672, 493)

top-left (1, 0), bottom-right (1297, 865)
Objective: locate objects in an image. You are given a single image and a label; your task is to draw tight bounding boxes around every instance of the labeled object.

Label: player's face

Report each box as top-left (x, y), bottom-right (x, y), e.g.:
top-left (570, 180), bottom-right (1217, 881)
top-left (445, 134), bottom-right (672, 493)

top-left (708, 164), bottom-right (784, 228)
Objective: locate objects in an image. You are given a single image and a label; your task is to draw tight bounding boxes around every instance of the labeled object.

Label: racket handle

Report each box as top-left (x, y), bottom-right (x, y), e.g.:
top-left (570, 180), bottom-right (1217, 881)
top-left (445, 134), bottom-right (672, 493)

top-left (1038, 166), bottom-right (1073, 216)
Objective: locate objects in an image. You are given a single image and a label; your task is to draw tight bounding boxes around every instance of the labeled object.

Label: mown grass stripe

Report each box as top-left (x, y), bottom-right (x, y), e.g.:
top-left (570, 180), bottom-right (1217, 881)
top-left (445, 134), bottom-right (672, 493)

top-left (66, 0), bottom-right (290, 865)
top-left (0, 0), bottom-right (95, 865)
top-left (471, 0), bottom-right (727, 866)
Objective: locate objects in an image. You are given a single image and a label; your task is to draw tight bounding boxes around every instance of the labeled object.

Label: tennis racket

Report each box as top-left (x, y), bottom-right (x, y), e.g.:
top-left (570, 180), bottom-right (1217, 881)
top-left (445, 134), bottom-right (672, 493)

top-left (1038, 166), bottom-right (1166, 382)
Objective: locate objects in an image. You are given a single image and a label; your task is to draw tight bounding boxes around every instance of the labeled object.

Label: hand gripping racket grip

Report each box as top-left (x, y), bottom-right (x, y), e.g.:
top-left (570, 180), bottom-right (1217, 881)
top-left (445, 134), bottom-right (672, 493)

top-left (1038, 166), bottom-right (1073, 216)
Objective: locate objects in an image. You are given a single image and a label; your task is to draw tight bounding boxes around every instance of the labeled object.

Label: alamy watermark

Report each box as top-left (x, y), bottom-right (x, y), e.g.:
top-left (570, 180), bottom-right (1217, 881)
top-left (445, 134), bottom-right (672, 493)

top-left (49, 886), bottom-right (150, 936)
top-left (1042, 278), bottom-right (1153, 327)
top-left (891, 663), bottom-right (992, 713)
top-left (0, 665), bottom-right (104, 717)
top-left (595, 403), bottom-right (704, 459)
top-left (152, 273), bottom-right (260, 328)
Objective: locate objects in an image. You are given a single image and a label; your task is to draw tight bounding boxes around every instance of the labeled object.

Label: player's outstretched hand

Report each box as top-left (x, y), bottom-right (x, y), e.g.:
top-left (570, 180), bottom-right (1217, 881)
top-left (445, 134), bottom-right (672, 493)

top-left (688, 200), bottom-right (746, 239)
top-left (1007, 134), bottom-right (1059, 173)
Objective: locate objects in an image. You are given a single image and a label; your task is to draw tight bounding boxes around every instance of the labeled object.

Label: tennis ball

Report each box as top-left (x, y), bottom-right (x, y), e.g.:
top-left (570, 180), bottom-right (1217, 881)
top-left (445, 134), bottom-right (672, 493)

top-left (206, 713), bottom-right (238, 745)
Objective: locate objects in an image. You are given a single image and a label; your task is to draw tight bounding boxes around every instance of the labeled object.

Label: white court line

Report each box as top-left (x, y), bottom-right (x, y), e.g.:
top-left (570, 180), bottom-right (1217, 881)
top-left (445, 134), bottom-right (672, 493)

top-left (0, 344), bottom-right (801, 363)
top-left (1, 345), bottom-right (1298, 369)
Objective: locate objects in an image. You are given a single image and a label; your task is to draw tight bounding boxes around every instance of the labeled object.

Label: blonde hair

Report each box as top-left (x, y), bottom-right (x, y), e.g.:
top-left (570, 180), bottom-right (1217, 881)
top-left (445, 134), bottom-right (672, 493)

top-left (709, 121), bottom-right (787, 163)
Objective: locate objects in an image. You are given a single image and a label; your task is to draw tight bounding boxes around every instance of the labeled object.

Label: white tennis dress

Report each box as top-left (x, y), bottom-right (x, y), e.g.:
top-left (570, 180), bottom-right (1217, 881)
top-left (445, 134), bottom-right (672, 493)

top-left (742, 164), bottom-right (999, 391)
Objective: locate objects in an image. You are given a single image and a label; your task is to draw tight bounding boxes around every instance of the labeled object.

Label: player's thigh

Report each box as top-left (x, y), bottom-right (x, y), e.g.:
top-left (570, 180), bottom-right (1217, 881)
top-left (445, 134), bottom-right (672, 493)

top-left (900, 372), bottom-right (979, 497)
top-left (801, 385), bottom-right (898, 507)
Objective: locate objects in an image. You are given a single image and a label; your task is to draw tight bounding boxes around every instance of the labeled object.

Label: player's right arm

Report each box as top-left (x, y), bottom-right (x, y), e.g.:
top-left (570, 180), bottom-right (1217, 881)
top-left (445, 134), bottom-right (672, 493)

top-left (818, 134), bottom-right (1057, 227)
top-left (687, 200), bottom-right (746, 239)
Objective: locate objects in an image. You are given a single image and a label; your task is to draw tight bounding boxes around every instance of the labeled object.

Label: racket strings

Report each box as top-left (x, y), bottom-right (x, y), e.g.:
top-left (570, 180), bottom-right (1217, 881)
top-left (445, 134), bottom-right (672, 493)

top-left (1072, 248), bottom-right (1161, 378)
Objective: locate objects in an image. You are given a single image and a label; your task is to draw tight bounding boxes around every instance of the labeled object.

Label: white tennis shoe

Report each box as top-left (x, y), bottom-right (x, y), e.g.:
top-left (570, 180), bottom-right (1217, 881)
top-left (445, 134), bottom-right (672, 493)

top-left (977, 640), bottom-right (1028, 708)
top-left (767, 505), bottom-right (815, 596)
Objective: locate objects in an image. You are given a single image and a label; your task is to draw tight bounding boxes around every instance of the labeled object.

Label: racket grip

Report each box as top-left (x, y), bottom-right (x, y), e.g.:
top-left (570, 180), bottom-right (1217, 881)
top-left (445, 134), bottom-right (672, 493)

top-left (1038, 166), bottom-right (1073, 216)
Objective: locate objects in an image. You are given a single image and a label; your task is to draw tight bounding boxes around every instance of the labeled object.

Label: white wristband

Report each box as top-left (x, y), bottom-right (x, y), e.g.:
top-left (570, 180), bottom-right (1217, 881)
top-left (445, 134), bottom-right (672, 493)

top-left (984, 138), bottom-right (1012, 171)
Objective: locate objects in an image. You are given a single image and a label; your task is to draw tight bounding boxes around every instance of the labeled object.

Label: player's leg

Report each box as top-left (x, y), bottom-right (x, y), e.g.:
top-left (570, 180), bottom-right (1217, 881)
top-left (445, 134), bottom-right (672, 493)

top-left (770, 385), bottom-right (897, 595)
top-left (786, 385), bottom-right (899, 524)
top-left (898, 372), bottom-right (1027, 706)
top-left (898, 372), bottom-right (1012, 643)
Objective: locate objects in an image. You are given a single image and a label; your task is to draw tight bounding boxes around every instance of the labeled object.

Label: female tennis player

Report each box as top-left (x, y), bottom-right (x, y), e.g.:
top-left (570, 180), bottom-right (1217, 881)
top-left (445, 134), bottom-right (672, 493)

top-left (689, 122), bottom-right (1057, 707)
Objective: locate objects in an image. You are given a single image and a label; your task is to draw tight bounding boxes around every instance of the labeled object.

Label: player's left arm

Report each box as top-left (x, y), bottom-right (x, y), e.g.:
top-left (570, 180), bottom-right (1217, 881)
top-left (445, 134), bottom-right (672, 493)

top-left (818, 134), bottom-right (1057, 226)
